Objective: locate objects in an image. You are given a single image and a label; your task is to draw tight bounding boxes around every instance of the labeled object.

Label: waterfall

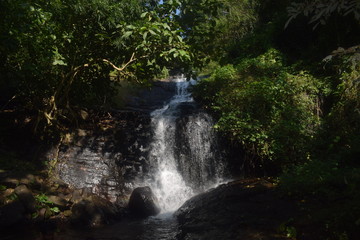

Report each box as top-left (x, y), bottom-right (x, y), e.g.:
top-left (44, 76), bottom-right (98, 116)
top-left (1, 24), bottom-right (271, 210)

top-left (146, 75), bottom-right (225, 213)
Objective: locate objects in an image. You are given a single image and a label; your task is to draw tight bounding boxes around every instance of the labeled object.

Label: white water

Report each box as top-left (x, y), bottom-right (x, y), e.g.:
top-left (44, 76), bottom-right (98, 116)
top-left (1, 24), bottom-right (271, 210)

top-left (146, 75), bottom-right (225, 213)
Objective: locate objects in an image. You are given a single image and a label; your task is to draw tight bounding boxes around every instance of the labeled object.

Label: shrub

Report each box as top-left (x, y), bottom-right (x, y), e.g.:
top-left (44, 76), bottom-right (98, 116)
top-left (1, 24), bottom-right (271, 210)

top-left (194, 49), bottom-right (324, 171)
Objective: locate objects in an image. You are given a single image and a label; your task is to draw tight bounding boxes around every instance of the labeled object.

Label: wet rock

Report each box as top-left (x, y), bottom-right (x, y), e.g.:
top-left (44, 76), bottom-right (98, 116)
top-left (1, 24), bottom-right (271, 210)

top-left (63, 209), bottom-right (72, 217)
top-left (48, 178), bottom-right (69, 194)
top-left (0, 200), bottom-right (26, 228)
top-left (176, 102), bottom-right (198, 116)
top-left (19, 174), bottom-right (35, 186)
top-left (175, 179), bottom-right (298, 240)
top-left (61, 193), bottom-right (73, 202)
top-left (0, 188), bottom-right (14, 205)
top-left (126, 81), bottom-right (177, 112)
top-left (38, 207), bottom-right (52, 220)
top-left (71, 195), bottom-right (120, 227)
top-left (48, 195), bottom-right (68, 210)
top-left (128, 186), bottom-right (160, 217)
top-left (1, 178), bottom-right (19, 188)
top-left (3, 188), bottom-right (14, 198)
top-left (14, 185), bottom-right (36, 213)
top-left (70, 189), bottom-right (83, 203)
top-left (31, 176), bottom-right (45, 190)
top-left (51, 111), bottom-right (153, 203)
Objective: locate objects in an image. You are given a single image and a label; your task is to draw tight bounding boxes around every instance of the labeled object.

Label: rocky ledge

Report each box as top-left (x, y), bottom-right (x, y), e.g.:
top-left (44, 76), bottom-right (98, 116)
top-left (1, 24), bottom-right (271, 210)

top-left (0, 172), bottom-right (126, 239)
top-left (175, 178), bottom-right (299, 240)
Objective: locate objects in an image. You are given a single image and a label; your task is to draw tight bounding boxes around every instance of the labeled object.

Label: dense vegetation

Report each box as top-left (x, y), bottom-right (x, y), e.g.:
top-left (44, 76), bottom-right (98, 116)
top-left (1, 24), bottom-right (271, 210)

top-left (192, 0), bottom-right (360, 239)
top-left (0, 0), bottom-right (194, 137)
top-left (1, 0), bottom-right (360, 239)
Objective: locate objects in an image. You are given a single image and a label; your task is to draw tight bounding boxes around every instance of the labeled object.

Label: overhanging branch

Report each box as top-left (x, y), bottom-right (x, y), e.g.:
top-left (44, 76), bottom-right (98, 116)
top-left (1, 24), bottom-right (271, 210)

top-left (103, 52), bottom-right (136, 72)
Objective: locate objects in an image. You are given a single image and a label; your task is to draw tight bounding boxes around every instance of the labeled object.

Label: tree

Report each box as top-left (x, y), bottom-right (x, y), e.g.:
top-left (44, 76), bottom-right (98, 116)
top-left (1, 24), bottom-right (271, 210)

top-left (0, 0), bottom-right (191, 135)
top-left (286, 0), bottom-right (360, 29)
top-left (177, 0), bottom-right (223, 70)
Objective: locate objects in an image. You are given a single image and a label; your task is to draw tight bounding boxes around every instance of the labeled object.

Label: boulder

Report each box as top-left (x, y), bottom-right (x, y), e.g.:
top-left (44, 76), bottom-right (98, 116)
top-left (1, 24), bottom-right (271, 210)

top-left (128, 186), bottom-right (160, 217)
top-left (175, 179), bottom-right (298, 240)
top-left (48, 195), bottom-right (69, 210)
top-left (71, 195), bottom-right (120, 227)
top-left (14, 185), bottom-right (36, 213)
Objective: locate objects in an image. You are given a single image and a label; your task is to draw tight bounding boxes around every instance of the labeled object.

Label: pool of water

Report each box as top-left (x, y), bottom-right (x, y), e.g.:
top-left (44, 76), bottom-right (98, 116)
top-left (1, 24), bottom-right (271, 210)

top-left (55, 213), bottom-right (179, 240)
top-left (2, 212), bottom-right (179, 240)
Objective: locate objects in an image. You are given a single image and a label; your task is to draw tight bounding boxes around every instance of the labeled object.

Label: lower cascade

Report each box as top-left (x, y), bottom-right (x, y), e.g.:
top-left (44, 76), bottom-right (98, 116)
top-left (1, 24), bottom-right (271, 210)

top-left (144, 75), bottom-right (226, 213)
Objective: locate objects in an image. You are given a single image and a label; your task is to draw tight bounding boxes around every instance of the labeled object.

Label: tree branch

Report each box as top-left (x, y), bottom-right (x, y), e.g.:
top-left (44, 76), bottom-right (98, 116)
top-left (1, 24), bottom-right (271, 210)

top-left (103, 52), bottom-right (136, 72)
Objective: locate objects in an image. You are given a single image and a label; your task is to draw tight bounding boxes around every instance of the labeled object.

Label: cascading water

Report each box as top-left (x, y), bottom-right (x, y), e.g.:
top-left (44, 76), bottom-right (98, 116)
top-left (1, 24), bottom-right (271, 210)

top-left (49, 76), bottom-right (227, 239)
top-left (146, 75), bottom-right (225, 213)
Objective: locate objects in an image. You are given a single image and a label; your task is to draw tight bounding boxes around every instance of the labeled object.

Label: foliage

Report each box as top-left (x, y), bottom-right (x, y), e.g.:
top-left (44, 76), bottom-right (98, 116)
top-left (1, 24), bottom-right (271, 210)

top-left (200, 0), bottom-right (294, 63)
top-left (286, 0), bottom-right (360, 29)
top-left (212, 0), bottom-right (261, 61)
top-left (0, 0), bottom-right (359, 237)
top-left (0, 0), bottom-right (192, 135)
top-left (280, 159), bottom-right (360, 238)
top-left (177, 0), bottom-right (223, 70)
top-left (318, 46), bottom-right (360, 165)
top-left (194, 49), bottom-right (323, 171)
top-left (35, 193), bottom-right (60, 214)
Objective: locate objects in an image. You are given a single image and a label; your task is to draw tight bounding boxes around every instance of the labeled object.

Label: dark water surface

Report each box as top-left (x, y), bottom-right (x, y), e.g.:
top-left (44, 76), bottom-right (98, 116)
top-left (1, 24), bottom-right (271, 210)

top-left (56, 214), bottom-right (178, 240)
top-left (2, 213), bottom-right (178, 240)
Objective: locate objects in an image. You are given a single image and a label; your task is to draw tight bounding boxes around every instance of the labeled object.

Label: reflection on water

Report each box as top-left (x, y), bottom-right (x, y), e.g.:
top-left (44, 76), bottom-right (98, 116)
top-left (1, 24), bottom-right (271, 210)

top-left (55, 213), bottom-right (178, 240)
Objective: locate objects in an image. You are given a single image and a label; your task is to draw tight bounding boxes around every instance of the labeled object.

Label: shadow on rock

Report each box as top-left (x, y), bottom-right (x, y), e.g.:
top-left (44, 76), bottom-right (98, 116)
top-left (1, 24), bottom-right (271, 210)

top-left (128, 186), bottom-right (160, 218)
top-left (175, 178), bottom-right (299, 240)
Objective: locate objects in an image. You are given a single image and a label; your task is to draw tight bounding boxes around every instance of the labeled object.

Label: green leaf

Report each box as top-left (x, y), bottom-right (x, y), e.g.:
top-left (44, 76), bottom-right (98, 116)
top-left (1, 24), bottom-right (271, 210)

top-left (53, 59), bottom-right (67, 66)
top-left (147, 59), bottom-right (154, 66)
top-left (143, 32), bottom-right (148, 40)
top-left (31, 212), bottom-right (39, 219)
top-left (50, 207), bottom-right (60, 213)
top-left (179, 49), bottom-right (187, 56)
top-left (149, 29), bottom-right (157, 36)
top-left (126, 25), bottom-right (136, 30)
top-left (163, 23), bottom-right (171, 30)
top-left (122, 31), bottom-right (133, 39)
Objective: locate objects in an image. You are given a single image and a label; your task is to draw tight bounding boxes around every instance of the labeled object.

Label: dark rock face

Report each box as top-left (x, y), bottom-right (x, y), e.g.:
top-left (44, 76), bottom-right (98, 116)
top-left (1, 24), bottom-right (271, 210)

top-left (175, 179), bottom-right (298, 240)
top-left (128, 186), bottom-right (160, 217)
top-left (175, 102), bottom-right (199, 116)
top-left (53, 111), bottom-right (152, 205)
top-left (126, 81), bottom-right (177, 112)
